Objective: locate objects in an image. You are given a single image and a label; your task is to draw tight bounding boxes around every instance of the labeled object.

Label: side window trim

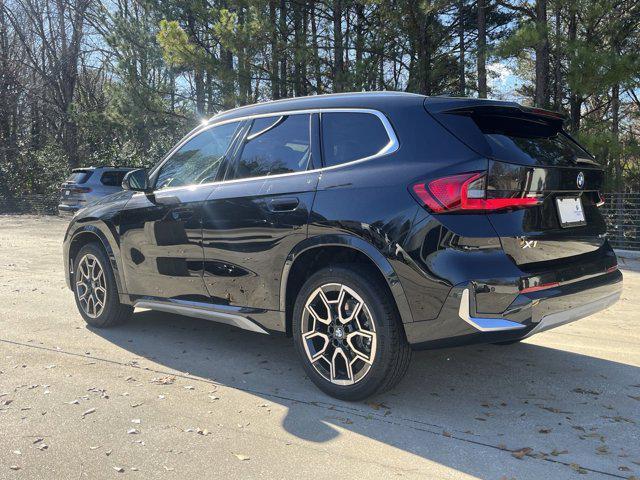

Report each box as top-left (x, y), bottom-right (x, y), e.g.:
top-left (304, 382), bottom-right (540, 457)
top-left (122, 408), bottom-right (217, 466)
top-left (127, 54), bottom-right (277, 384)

top-left (219, 120), bottom-right (251, 182)
top-left (149, 108), bottom-right (398, 191)
top-left (309, 113), bottom-right (321, 171)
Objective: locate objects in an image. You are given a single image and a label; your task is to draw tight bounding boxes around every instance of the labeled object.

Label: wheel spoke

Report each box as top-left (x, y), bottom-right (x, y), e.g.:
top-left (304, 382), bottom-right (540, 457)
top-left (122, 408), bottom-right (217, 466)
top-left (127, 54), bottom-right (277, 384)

top-left (95, 286), bottom-right (106, 302)
top-left (87, 295), bottom-right (95, 316)
top-left (91, 264), bottom-right (102, 282)
top-left (337, 285), bottom-right (363, 324)
top-left (76, 282), bottom-right (88, 299)
top-left (79, 260), bottom-right (90, 280)
top-left (346, 331), bottom-right (376, 364)
top-left (301, 331), bottom-right (329, 362)
top-left (305, 289), bottom-right (332, 325)
top-left (330, 347), bottom-right (353, 384)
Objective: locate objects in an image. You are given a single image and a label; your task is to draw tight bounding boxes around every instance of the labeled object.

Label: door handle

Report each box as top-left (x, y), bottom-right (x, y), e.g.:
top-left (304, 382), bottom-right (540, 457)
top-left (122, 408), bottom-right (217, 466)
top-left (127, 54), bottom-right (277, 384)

top-left (268, 197), bottom-right (299, 212)
top-left (171, 208), bottom-right (193, 220)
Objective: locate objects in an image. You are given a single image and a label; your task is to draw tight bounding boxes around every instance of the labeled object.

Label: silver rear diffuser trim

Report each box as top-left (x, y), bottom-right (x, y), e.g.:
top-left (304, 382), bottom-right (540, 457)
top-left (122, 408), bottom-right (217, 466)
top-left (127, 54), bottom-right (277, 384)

top-left (458, 289), bottom-right (526, 332)
top-left (524, 290), bottom-right (621, 338)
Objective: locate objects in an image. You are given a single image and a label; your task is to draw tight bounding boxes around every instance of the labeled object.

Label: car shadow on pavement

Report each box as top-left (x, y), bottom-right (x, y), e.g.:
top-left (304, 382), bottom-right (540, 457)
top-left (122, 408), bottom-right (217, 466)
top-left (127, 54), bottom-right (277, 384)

top-left (90, 309), bottom-right (640, 478)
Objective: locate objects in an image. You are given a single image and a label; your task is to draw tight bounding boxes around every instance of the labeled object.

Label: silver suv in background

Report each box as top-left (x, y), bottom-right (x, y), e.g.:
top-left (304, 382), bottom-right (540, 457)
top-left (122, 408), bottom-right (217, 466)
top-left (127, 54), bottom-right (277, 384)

top-left (58, 167), bottom-right (134, 216)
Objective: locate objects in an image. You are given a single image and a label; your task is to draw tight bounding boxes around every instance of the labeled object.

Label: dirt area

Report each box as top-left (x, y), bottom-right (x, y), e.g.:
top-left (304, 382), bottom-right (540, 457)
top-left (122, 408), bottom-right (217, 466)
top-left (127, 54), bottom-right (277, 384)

top-left (1, 215), bottom-right (639, 479)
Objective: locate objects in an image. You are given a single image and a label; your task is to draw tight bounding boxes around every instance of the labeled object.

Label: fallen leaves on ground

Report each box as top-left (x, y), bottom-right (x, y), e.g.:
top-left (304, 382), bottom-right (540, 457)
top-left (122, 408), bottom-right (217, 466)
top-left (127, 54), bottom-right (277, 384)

top-left (539, 405), bottom-right (573, 414)
top-left (81, 408), bottom-right (96, 417)
top-left (511, 447), bottom-right (532, 460)
top-left (150, 376), bottom-right (175, 385)
top-left (570, 463), bottom-right (588, 474)
top-left (572, 387), bottom-right (601, 395)
top-left (365, 401), bottom-right (390, 411)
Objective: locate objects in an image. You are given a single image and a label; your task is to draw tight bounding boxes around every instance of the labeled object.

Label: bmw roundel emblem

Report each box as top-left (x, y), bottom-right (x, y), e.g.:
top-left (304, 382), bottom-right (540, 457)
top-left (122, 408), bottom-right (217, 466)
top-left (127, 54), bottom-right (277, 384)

top-left (577, 171), bottom-right (585, 189)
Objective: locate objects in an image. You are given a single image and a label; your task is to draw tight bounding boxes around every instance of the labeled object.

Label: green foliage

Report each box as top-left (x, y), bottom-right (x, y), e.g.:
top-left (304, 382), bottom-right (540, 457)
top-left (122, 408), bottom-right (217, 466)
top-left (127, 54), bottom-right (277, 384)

top-left (157, 20), bottom-right (197, 68)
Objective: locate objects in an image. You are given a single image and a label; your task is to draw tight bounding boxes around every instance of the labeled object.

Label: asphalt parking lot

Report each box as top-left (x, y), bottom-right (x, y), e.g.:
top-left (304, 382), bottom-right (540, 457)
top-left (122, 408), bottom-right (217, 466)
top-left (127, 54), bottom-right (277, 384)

top-left (0, 215), bottom-right (639, 479)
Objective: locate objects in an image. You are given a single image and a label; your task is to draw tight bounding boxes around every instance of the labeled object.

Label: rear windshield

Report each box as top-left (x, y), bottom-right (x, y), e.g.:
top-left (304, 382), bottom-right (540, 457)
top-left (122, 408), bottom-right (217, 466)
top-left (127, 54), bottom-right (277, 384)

top-left (435, 110), bottom-right (597, 167)
top-left (473, 114), bottom-right (593, 167)
top-left (100, 170), bottom-right (128, 187)
top-left (65, 170), bottom-right (92, 184)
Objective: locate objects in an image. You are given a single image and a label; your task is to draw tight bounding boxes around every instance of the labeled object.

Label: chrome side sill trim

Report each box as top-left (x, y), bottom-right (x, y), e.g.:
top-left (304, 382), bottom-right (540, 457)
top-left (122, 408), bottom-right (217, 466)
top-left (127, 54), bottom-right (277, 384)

top-left (134, 300), bottom-right (269, 335)
top-left (458, 289), bottom-right (526, 332)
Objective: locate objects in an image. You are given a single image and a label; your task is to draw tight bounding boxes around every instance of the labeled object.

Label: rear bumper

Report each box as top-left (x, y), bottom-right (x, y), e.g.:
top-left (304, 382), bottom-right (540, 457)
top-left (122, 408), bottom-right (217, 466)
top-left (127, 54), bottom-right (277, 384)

top-left (405, 268), bottom-right (623, 349)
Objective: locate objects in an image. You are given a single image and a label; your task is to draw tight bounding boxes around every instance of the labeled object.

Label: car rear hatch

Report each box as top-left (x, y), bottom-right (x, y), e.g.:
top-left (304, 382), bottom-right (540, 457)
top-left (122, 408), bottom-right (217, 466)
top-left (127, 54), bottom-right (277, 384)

top-left (60, 169), bottom-right (93, 204)
top-left (423, 100), bottom-right (614, 276)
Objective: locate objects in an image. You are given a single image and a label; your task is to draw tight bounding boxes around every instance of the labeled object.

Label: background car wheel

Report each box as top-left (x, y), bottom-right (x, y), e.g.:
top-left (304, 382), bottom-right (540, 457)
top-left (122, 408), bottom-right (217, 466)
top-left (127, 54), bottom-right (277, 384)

top-left (292, 264), bottom-right (411, 401)
top-left (73, 242), bottom-right (132, 328)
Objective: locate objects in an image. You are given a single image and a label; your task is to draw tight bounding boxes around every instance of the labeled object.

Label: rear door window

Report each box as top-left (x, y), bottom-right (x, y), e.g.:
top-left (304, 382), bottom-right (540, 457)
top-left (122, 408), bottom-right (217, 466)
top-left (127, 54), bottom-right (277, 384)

top-left (66, 170), bottom-right (92, 184)
top-left (227, 114), bottom-right (311, 180)
top-left (321, 112), bottom-right (390, 167)
top-left (100, 171), bottom-right (128, 187)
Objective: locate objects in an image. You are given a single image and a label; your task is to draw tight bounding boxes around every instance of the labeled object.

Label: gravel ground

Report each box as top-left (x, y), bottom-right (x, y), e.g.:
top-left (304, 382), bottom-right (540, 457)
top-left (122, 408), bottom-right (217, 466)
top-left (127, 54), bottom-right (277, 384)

top-left (0, 215), bottom-right (639, 480)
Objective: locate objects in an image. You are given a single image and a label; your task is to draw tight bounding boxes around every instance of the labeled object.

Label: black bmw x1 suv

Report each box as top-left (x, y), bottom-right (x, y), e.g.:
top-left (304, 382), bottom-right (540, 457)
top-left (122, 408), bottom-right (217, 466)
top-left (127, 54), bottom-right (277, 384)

top-left (63, 92), bottom-right (622, 400)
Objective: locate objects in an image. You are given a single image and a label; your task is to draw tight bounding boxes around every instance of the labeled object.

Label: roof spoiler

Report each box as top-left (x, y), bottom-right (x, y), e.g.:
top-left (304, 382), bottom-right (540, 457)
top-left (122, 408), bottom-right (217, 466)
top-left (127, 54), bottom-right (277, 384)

top-left (424, 98), bottom-right (566, 127)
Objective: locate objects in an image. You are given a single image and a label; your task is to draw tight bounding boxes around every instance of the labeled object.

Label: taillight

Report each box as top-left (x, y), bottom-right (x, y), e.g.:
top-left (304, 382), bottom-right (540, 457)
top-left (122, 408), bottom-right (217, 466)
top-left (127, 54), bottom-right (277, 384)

top-left (520, 281), bottom-right (559, 294)
top-left (411, 172), bottom-right (542, 213)
top-left (596, 192), bottom-right (605, 207)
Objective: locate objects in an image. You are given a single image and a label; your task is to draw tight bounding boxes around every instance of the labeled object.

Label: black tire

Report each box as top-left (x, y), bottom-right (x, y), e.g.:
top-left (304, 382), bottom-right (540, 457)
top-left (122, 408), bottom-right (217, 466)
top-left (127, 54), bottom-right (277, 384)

top-left (72, 242), bottom-right (132, 328)
top-left (292, 264), bottom-right (411, 401)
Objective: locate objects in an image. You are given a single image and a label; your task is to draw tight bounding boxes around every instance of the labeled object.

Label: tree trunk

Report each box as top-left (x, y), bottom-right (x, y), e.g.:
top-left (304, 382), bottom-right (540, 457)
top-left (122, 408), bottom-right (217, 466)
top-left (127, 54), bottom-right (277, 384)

top-left (355, 2), bottom-right (365, 90)
top-left (310, 1), bottom-right (322, 93)
top-left (194, 66), bottom-right (205, 115)
top-left (221, 48), bottom-right (235, 109)
top-left (552, 2), bottom-right (562, 110)
top-left (477, 0), bottom-right (487, 98)
top-left (333, 0), bottom-right (345, 92)
top-left (568, 5), bottom-right (580, 132)
top-left (279, 0), bottom-right (288, 98)
top-left (534, 0), bottom-right (550, 108)
top-left (292, 0), bottom-right (306, 96)
top-left (269, 0), bottom-right (280, 99)
top-left (458, 0), bottom-right (465, 96)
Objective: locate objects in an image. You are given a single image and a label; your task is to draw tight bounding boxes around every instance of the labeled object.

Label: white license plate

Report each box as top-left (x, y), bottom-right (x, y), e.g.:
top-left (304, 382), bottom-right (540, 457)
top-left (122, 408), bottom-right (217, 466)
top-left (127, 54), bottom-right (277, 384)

top-left (556, 197), bottom-right (586, 227)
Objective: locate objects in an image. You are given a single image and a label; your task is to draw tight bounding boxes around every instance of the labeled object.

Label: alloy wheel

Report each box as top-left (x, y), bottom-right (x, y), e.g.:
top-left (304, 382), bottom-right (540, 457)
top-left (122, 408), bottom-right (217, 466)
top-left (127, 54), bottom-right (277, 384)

top-left (75, 254), bottom-right (107, 318)
top-left (301, 283), bottom-right (377, 385)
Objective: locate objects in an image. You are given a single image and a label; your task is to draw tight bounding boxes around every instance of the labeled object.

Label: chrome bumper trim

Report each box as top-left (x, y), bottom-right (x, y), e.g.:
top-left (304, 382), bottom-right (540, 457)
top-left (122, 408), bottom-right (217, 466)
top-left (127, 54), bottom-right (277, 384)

top-left (458, 289), bottom-right (526, 332)
top-left (524, 289), bottom-right (621, 338)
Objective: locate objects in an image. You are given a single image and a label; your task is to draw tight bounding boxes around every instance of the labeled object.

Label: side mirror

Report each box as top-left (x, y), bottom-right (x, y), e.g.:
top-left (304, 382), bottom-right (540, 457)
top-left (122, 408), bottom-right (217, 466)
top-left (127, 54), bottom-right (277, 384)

top-left (122, 169), bottom-right (152, 193)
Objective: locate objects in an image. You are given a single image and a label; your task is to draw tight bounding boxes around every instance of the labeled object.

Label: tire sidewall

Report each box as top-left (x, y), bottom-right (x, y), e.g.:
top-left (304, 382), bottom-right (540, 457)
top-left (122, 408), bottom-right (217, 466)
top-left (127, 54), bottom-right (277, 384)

top-left (292, 265), bottom-right (399, 400)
